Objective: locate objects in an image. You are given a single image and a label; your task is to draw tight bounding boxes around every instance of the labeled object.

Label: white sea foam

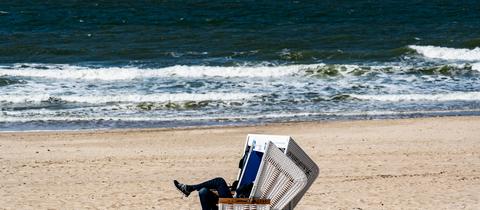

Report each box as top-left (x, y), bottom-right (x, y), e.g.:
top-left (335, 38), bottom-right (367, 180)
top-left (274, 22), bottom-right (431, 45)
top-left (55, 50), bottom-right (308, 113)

top-left (2, 109), bottom-right (479, 124)
top-left (409, 45), bottom-right (480, 61)
top-left (0, 92), bottom-right (258, 104)
top-left (0, 113), bottom-right (303, 123)
top-left (0, 63), bottom-right (323, 80)
top-left (352, 91), bottom-right (480, 102)
top-left (0, 111), bottom-right (382, 123)
top-left (472, 62), bottom-right (480, 71)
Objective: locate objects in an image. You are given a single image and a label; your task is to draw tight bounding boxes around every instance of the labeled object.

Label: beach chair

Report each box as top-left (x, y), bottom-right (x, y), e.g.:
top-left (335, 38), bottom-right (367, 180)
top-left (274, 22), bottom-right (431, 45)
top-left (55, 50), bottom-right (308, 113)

top-left (236, 134), bottom-right (319, 209)
top-left (218, 142), bottom-right (308, 210)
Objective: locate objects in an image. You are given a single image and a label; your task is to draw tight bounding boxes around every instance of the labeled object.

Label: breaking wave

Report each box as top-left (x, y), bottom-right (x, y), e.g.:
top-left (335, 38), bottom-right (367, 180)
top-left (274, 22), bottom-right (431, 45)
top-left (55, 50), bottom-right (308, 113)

top-left (351, 91), bottom-right (480, 102)
top-left (409, 45), bottom-right (480, 61)
top-left (2, 62), bottom-right (479, 81)
top-left (0, 77), bottom-right (23, 87)
top-left (0, 92), bottom-right (257, 104)
top-left (0, 63), bottom-right (321, 80)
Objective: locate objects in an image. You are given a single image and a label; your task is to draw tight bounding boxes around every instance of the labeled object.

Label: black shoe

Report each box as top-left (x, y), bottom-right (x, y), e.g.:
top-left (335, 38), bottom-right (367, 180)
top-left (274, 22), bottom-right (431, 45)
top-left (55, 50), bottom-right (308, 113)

top-left (173, 180), bottom-right (191, 197)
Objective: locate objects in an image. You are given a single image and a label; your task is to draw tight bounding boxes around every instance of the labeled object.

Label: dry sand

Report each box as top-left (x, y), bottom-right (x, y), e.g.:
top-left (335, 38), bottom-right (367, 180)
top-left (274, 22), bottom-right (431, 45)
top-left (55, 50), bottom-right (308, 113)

top-left (0, 116), bottom-right (479, 210)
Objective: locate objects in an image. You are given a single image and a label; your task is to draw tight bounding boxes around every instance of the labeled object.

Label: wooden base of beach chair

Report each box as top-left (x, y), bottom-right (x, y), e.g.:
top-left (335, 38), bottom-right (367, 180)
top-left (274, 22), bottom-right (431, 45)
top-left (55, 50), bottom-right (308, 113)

top-left (218, 198), bottom-right (271, 210)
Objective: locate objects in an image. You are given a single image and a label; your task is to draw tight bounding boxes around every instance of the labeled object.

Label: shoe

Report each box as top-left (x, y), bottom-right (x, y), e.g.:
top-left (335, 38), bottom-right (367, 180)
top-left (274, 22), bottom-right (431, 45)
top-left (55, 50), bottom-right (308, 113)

top-left (173, 180), bottom-right (191, 197)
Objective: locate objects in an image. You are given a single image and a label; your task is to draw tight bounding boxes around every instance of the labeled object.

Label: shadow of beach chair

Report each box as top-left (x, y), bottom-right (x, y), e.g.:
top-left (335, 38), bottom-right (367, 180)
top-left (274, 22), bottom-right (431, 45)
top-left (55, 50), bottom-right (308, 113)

top-left (219, 142), bottom-right (308, 210)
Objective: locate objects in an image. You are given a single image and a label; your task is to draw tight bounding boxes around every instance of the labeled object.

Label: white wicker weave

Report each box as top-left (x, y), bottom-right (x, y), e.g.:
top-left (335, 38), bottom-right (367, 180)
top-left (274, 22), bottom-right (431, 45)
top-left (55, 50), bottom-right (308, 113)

top-left (249, 142), bottom-right (308, 210)
top-left (283, 139), bottom-right (320, 210)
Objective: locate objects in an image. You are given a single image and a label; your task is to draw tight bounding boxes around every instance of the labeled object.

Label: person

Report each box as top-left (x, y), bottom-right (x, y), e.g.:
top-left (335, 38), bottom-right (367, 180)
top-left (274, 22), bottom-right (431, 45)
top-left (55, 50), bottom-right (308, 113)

top-left (173, 177), bottom-right (233, 210)
top-left (173, 150), bottom-right (253, 210)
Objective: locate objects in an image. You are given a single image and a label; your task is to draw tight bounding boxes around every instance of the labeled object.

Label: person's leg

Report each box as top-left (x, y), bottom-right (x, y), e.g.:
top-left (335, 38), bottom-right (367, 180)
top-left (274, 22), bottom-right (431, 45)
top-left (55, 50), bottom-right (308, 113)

top-left (190, 177), bottom-right (232, 198)
top-left (174, 177), bottom-right (232, 198)
top-left (198, 187), bottom-right (219, 210)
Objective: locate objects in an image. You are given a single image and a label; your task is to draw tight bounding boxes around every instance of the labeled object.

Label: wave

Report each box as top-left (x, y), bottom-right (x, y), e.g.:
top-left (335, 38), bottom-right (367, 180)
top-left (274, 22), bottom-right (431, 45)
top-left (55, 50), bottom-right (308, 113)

top-left (473, 62), bottom-right (480, 71)
top-left (303, 63), bottom-right (479, 76)
top-left (351, 91), bottom-right (480, 102)
top-left (0, 77), bottom-right (24, 87)
top-left (0, 92), bottom-right (257, 104)
top-left (409, 45), bottom-right (480, 61)
top-left (0, 63), bottom-right (321, 80)
top-left (1, 62), bottom-right (478, 81)
top-left (2, 109), bottom-right (480, 124)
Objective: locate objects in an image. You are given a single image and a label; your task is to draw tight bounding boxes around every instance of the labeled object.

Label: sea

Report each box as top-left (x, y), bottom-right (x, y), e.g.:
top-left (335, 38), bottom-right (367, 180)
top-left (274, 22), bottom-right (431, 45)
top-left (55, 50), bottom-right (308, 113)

top-left (1, 1), bottom-right (479, 131)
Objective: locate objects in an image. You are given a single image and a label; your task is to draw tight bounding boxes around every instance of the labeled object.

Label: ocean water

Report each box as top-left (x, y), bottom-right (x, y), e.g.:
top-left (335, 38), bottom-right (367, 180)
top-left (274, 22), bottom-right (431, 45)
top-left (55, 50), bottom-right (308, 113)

top-left (0, 1), bottom-right (479, 131)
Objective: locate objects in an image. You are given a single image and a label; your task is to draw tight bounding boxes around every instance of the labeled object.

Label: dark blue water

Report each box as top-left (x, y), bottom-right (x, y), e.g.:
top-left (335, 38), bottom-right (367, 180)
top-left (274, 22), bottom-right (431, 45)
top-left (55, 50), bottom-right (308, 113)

top-left (2, 1), bottom-right (479, 65)
top-left (0, 1), bottom-right (480, 131)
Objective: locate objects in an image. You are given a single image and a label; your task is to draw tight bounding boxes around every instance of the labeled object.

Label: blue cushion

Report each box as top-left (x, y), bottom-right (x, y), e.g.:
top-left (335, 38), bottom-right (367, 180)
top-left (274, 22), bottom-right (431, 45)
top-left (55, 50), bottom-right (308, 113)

top-left (237, 150), bottom-right (264, 188)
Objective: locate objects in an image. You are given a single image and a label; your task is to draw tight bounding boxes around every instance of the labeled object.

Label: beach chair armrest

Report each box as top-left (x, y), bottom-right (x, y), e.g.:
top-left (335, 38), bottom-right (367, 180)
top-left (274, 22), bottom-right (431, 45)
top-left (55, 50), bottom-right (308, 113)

top-left (218, 198), bottom-right (271, 210)
top-left (218, 198), bottom-right (270, 205)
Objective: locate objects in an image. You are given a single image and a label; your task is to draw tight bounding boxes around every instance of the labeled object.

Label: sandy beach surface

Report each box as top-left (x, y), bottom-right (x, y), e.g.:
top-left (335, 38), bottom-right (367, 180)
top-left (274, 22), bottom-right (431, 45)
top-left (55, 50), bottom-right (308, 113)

top-left (1, 116), bottom-right (479, 210)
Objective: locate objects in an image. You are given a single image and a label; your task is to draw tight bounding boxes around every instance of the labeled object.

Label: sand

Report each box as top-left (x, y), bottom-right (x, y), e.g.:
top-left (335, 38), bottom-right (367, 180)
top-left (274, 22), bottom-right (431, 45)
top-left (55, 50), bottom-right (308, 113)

top-left (0, 116), bottom-right (479, 210)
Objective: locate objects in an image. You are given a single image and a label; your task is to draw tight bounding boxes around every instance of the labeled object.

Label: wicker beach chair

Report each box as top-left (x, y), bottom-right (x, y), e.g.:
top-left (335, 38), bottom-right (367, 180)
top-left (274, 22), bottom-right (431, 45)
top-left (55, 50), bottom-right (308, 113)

top-left (218, 142), bottom-right (308, 210)
top-left (237, 135), bottom-right (319, 210)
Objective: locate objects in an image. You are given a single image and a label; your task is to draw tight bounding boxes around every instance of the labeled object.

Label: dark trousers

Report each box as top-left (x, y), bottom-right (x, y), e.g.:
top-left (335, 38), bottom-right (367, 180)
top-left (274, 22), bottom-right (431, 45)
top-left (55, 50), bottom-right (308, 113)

top-left (191, 177), bottom-right (232, 210)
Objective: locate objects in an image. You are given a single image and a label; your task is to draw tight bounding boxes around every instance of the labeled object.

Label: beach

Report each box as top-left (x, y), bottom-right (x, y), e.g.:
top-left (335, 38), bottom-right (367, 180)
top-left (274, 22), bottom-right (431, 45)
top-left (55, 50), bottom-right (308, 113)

top-left (1, 116), bottom-right (479, 209)
top-left (1, 1), bottom-right (480, 209)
